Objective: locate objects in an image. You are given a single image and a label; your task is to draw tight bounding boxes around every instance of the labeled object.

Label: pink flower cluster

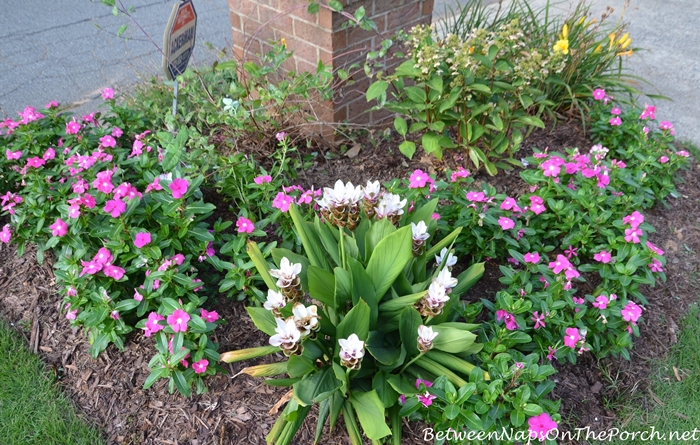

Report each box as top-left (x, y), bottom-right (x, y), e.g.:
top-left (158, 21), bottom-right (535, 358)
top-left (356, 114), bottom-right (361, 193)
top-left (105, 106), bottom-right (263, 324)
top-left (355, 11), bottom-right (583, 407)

top-left (496, 309), bottom-right (518, 330)
top-left (622, 211), bottom-right (644, 243)
top-left (79, 247), bottom-right (125, 280)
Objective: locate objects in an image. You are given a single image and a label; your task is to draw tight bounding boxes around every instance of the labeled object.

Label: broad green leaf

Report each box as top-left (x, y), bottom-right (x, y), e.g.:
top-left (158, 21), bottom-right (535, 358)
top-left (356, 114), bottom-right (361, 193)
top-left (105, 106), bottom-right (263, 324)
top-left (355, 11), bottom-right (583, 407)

top-left (347, 257), bottom-right (377, 326)
top-left (425, 227), bottom-right (462, 259)
top-left (378, 291), bottom-right (426, 313)
top-left (246, 307), bottom-right (277, 336)
top-left (366, 80), bottom-right (389, 102)
top-left (294, 367), bottom-right (342, 405)
top-left (172, 370), bottom-right (191, 397)
top-left (365, 226), bottom-right (412, 300)
top-left (399, 140), bottom-right (416, 159)
top-left (431, 326), bottom-right (477, 353)
top-left (349, 390), bottom-right (392, 440)
top-left (314, 218), bottom-right (340, 266)
top-left (366, 331), bottom-right (404, 366)
top-left (336, 299), bottom-right (370, 343)
top-left (365, 218), bottom-right (396, 260)
top-left (289, 204), bottom-right (329, 270)
top-left (373, 371), bottom-right (399, 407)
top-left (219, 345), bottom-right (280, 363)
top-left (288, 355), bottom-right (316, 378)
top-left (334, 267), bottom-right (352, 308)
top-left (308, 265), bottom-right (336, 308)
top-left (425, 350), bottom-right (480, 377)
top-left (451, 262), bottom-right (485, 296)
top-left (394, 117), bottom-right (408, 136)
top-left (143, 367), bottom-right (168, 389)
top-left (399, 307), bottom-right (422, 357)
top-left (405, 198), bottom-right (438, 228)
top-left (422, 132), bottom-right (441, 154)
top-left (246, 241), bottom-right (278, 292)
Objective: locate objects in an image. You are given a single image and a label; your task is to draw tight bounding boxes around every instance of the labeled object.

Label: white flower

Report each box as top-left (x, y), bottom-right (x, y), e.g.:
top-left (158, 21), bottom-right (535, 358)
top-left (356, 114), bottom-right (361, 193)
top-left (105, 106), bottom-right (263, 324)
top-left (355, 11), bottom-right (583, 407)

top-left (434, 268), bottom-right (458, 291)
top-left (269, 257), bottom-right (302, 289)
top-left (435, 247), bottom-right (457, 268)
top-left (363, 180), bottom-right (381, 200)
top-left (292, 303), bottom-right (320, 337)
top-left (339, 333), bottom-right (365, 368)
top-left (320, 180), bottom-right (363, 208)
top-left (263, 289), bottom-right (286, 312)
top-left (425, 281), bottom-right (450, 308)
top-left (374, 193), bottom-right (407, 219)
top-left (269, 317), bottom-right (301, 348)
top-left (411, 221), bottom-right (430, 242)
top-left (417, 325), bottom-right (438, 352)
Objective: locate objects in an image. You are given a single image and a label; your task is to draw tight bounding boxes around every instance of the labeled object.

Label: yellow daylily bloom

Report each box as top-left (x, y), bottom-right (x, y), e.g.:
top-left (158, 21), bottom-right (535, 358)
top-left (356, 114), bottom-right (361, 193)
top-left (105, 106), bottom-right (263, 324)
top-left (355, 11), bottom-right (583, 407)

top-left (553, 38), bottom-right (570, 55)
top-left (280, 37), bottom-right (287, 48)
top-left (577, 16), bottom-right (586, 26)
top-left (618, 49), bottom-right (633, 57)
top-left (620, 36), bottom-right (632, 49)
top-left (594, 43), bottom-right (603, 53)
top-left (618, 33), bottom-right (629, 44)
top-left (561, 23), bottom-right (569, 38)
top-left (609, 32), bottom-right (616, 49)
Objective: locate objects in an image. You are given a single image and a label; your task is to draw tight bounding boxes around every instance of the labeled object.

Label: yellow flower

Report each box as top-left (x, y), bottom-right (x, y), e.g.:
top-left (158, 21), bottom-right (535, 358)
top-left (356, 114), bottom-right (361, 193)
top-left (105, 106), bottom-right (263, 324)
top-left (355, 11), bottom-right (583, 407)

top-left (609, 33), bottom-right (616, 49)
top-left (617, 49), bottom-right (633, 57)
top-left (618, 33), bottom-right (629, 44)
top-left (594, 43), bottom-right (602, 53)
top-left (280, 37), bottom-right (287, 48)
top-left (561, 23), bottom-right (569, 39)
top-left (553, 38), bottom-right (569, 55)
top-left (577, 16), bottom-right (586, 26)
top-left (619, 35), bottom-right (632, 49)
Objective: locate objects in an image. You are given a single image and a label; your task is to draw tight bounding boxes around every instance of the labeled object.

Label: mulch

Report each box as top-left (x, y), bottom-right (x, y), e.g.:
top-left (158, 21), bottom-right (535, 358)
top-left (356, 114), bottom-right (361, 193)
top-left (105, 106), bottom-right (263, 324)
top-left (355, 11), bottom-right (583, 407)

top-left (1, 117), bottom-right (700, 444)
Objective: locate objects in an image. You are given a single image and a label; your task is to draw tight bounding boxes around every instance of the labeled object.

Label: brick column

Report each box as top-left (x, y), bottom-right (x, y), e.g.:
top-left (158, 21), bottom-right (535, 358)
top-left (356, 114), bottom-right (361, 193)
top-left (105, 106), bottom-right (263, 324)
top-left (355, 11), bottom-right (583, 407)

top-left (228, 0), bottom-right (434, 132)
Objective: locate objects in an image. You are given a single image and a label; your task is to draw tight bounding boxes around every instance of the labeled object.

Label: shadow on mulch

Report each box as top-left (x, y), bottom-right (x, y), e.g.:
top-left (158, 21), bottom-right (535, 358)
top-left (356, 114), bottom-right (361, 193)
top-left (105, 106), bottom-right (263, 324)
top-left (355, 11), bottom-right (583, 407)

top-left (1, 118), bottom-right (700, 445)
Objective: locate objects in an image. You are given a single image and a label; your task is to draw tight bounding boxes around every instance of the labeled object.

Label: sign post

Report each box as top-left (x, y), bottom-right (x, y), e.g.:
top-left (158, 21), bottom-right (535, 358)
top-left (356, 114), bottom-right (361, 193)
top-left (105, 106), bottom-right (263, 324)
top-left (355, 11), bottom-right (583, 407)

top-left (163, 0), bottom-right (197, 115)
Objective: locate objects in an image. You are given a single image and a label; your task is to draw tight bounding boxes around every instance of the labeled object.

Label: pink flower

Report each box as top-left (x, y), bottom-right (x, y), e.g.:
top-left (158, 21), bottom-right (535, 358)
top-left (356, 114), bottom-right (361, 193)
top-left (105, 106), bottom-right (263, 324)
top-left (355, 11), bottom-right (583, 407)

top-left (6, 149), bottom-right (22, 160)
top-left (528, 412), bottom-right (558, 441)
top-left (110, 310), bottom-right (120, 320)
top-left (145, 177), bottom-right (163, 193)
top-left (144, 312), bottom-right (165, 337)
top-left (102, 88), bottom-right (114, 100)
top-left (26, 157), bottom-right (46, 168)
top-left (621, 301), bottom-right (642, 323)
top-left (498, 217), bottom-right (515, 230)
top-left (236, 216), bottom-right (255, 234)
top-left (169, 178), bottom-right (189, 199)
top-left (548, 255), bottom-right (571, 274)
top-left (541, 159), bottom-right (561, 177)
top-left (93, 170), bottom-right (114, 194)
top-left (99, 135), bottom-right (116, 148)
top-left (46, 100), bottom-right (59, 109)
top-left (103, 264), bottom-right (125, 280)
top-left (466, 191), bottom-right (486, 202)
top-left (134, 232), bottom-right (152, 248)
top-left (254, 175), bottom-right (272, 184)
top-left (409, 169), bottom-right (430, 188)
top-left (66, 121), bottom-right (81, 134)
top-left (275, 132), bottom-right (287, 142)
top-left (111, 127), bottom-right (123, 138)
top-left (192, 359), bottom-right (209, 374)
top-left (49, 218), bottom-right (68, 237)
top-left (0, 225), bottom-right (11, 244)
top-left (659, 121), bottom-right (674, 133)
top-left (646, 241), bottom-right (664, 256)
top-left (592, 88), bottom-right (606, 100)
top-left (594, 251), bottom-right (612, 263)
top-left (93, 247), bottom-right (113, 265)
top-left (415, 379), bottom-right (433, 389)
top-left (398, 394), bottom-right (407, 404)
top-left (639, 104), bottom-right (656, 120)
top-left (624, 228), bottom-right (643, 244)
top-left (564, 327), bottom-right (580, 348)
top-left (622, 211), bottom-right (644, 228)
top-left (79, 260), bottom-right (103, 276)
top-left (450, 167), bottom-right (470, 182)
top-left (43, 147), bottom-right (56, 160)
top-left (431, 212), bottom-right (440, 220)
top-left (659, 155), bottom-right (669, 164)
top-left (104, 198), bottom-right (126, 217)
top-left (524, 252), bottom-right (540, 264)
top-left (129, 140), bottom-right (144, 158)
top-left (272, 192), bottom-right (294, 212)
top-left (593, 295), bottom-right (609, 310)
top-left (134, 290), bottom-right (143, 302)
top-left (611, 107), bottom-right (622, 115)
top-left (81, 193), bottom-right (96, 208)
top-left (172, 253), bottom-right (185, 265)
top-left (564, 245), bottom-right (578, 258)
top-left (66, 287), bottom-right (78, 297)
top-left (677, 150), bottom-right (690, 157)
top-left (66, 308), bottom-right (78, 320)
top-left (200, 309), bottom-right (219, 323)
top-left (496, 310), bottom-right (518, 330)
top-left (167, 309), bottom-right (190, 333)
top-left (547, 346), bottom-right (557, 361)
top-left (529, 195), bottom-right (546, 215)
top-left (609, 117), bottom-right (622, 126)
top-left (531, 311), bottom-right (546, 329)
top-left (500, 197), bottom-right (519, 211)
top-left (417, 392), bottom-right (436, 408)
top-left (648, 259), bottom-right (664, 273)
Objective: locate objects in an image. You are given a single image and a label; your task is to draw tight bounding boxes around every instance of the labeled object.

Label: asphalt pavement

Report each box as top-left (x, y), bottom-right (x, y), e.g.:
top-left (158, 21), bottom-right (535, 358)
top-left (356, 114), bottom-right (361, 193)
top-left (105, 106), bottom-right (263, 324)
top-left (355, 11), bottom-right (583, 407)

top-left (1, 0), bottom-right (698, 145)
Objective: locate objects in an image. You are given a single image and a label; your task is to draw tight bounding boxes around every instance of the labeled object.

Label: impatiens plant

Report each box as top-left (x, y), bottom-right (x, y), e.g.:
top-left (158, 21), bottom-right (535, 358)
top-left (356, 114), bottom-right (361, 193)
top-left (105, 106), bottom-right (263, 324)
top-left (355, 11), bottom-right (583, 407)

top-left (220, 180), bottom-right (486, 444)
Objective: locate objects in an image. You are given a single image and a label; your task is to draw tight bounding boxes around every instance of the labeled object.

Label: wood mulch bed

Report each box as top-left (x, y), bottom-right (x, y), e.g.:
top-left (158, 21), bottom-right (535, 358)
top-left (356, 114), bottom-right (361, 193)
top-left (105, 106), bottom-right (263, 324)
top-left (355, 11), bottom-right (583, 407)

top-left (1, 118), bottom-right (699, 444)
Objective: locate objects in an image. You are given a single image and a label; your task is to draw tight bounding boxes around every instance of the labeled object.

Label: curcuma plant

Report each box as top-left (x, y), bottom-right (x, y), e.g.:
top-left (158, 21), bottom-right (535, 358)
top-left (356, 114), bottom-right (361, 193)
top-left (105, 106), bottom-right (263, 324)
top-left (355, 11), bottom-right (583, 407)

top-left (220, 180), bottom-right (486, 444)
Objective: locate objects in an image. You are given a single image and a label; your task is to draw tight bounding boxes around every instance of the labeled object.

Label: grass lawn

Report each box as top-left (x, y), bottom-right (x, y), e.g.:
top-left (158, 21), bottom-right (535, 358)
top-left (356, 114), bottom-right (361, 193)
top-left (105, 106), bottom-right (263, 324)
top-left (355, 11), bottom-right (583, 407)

top-left (610, 304), bottom-right (700, 444)
top-left (0, 320), bottom-right (105, 445)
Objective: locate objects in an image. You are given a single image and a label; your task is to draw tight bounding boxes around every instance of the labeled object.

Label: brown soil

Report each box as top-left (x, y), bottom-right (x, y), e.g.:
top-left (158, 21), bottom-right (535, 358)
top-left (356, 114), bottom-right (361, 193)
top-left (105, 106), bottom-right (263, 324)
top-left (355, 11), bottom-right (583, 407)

top-left (1, 118), bottom-right (699, 445)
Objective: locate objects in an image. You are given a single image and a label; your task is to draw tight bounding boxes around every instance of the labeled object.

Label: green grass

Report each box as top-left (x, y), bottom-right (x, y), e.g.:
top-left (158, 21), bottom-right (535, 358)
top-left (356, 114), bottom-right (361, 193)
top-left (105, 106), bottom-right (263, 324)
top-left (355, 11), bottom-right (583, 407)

top-left (608, 304), bottom-right (700, 444)
top-left (0, 320), bottom-right (105, 445)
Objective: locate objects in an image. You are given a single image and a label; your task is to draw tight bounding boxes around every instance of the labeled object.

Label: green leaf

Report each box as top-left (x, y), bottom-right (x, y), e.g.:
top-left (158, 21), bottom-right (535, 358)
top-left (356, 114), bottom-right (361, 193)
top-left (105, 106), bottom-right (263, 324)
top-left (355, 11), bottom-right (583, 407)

top-left (336, 299), bottom-right (370, 343)
top-left (172, 370), bottom-right (191, 397)
top-left (365, 218), bottom-right (397, 260)
top-left (406, 198), bottom-right (438, 228)
top-left (288, 355), bottom-right (316, 378)
top-left (289, 204), bottom-right (329, 270)
top-left (366, 331), bottom-right (405, 366)
top-left (307, 1), bottom-right (319, 14)
top-left (246, 241), bottom-right (278, 292)
top-left (379, 292), bottom-right (426, 313)
top-left (372, 371), bottom-right (399, 407)
top-left (366, 81), bottom-right (389, 102)
top-left (422, 132), bottom-right (441, 154)
top-left (308, 265), bottom-right (336, 308)
top-left (246, 307), bottom-right (278, 336)
top-left (425, 227), bottom-right (462, 259)
top-left (430, 326), bottom-right (477, 353)
top-left (517, 116), bottom-right (545, 128)
top-left (117, 24), bottom-right (127, 37)
top-left (399, 307), bottom-right (422, 357)
top-left (451, 262), bottom-right (485, 296)
top-left (394, 117), bottom-right (408, 136)
top-left (365, 226), bottom-right (412, 300)
top-left (349, 390), bottom-right (392, 440)
top-left (347, 257), bottom-right (377, 326)
top-left (143, 367), bottom-right (168, 389)
top-left (294, 367), bottom-right (342, 405)
top-left (398, 140), bottom-right (416, 159)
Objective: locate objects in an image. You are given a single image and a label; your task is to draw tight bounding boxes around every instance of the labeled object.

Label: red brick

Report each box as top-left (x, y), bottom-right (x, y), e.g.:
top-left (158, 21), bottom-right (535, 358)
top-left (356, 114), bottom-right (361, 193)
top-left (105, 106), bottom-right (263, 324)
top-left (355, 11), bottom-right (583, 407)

top-left (319, 48), bottom-right (333, 65)
top-left (293, 18), bottom-right (332, 51)
top-left (280, 0), bottom-right (319, 25)
top-left (373, 0), bottom-right (405, 15)
top-left (346, 22), bottom-right (377, 45)
top-left (237, 0), bottom-right (259, 21)
top-left (331, 28), bottom-right (347, 53)
top-left (319, 8), bottom-right (334, 29)
top-left (229, 11), bottom-right (241, 31)
top-left (387, 2), bottom-right (421, 30)
top-left (296, 58), bottom-right (319, 74)
top-left (259, 5), bottom-right (293, 32)
top-left (422, 0), bottom-right (435, 16)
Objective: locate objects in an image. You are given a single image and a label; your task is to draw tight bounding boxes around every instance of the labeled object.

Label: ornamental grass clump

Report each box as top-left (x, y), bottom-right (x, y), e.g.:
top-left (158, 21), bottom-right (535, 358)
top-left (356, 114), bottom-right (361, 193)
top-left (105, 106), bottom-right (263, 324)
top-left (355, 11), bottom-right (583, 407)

top-left (221, 180), bottom-right (487, 445)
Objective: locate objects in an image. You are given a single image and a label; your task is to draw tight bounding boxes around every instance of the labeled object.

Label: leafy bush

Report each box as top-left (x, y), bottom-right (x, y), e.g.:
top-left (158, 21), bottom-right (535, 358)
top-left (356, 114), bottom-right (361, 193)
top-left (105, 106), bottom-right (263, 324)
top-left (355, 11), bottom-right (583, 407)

top-left (221, 181), bottom-right (487, 444)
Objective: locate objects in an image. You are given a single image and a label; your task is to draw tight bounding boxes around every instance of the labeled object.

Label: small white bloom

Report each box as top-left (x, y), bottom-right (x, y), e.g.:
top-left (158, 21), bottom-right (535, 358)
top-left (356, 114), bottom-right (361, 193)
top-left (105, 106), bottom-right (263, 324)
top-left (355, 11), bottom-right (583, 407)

top-left (435, 247), bottom-right (457, 268)
top-left (292, 303), bottom-right (320, 336)
top-left (363, 180), bottom-right (381, 200)
top-left (338, 333), bottom-right (365, 361)
top-left (434, 268), bottom-right (458, 291)
top-left (374, 193), bottom-right (407, 219)
top-left (417, 325), bottom-right (438, 346)
top-left (411, 221), bottom-right (430, 242)
top-left (269, 317), bottom-right (301, 347)
top-left (321, 180), bottom-right (363, 208)
top-left (425, 281), bottom-right (450, 308)
top-left (269, 257), bottom-right (302, 288)
top-left (263, 289), bottom-right (286, 312)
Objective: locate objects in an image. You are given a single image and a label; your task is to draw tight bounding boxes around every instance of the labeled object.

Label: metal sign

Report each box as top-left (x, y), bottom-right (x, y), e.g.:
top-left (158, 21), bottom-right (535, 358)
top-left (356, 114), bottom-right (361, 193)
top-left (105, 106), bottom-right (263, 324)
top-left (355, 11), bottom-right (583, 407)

top-left (162, 0), bottom-right (197, 80)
